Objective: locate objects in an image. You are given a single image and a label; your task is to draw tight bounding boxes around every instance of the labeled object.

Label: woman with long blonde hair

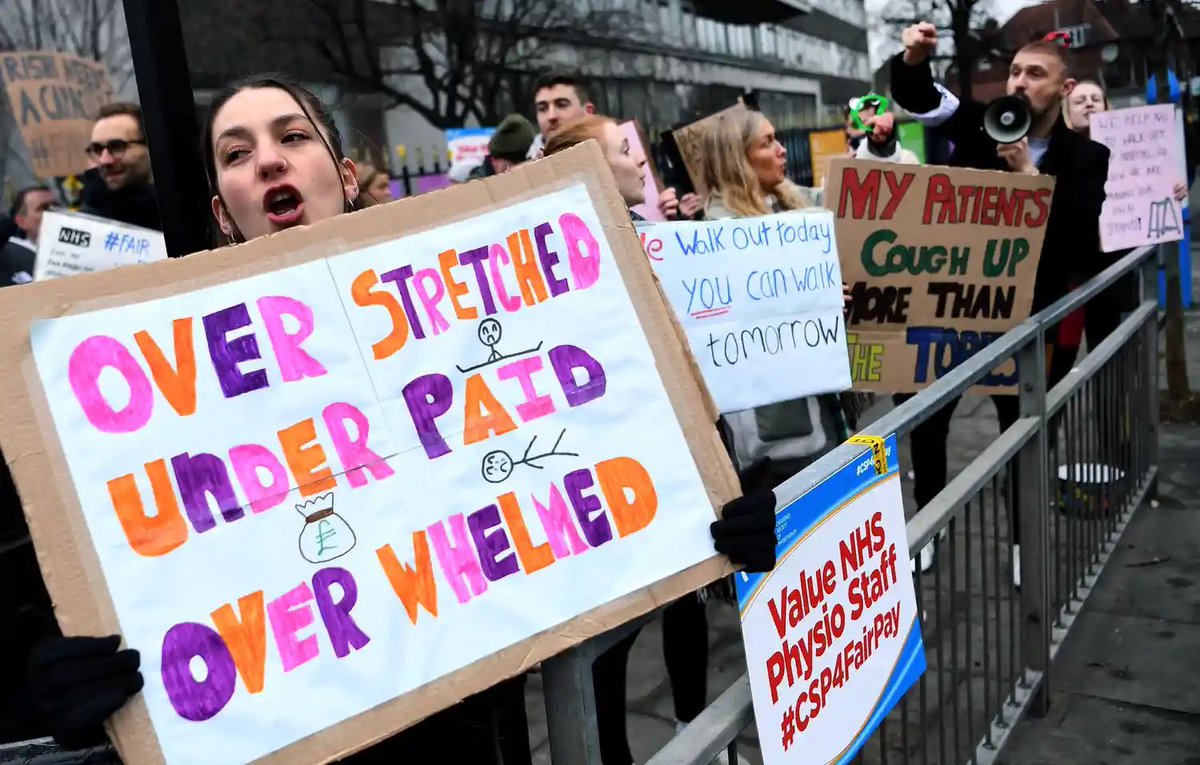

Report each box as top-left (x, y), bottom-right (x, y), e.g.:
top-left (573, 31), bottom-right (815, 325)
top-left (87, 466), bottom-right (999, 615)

top-left (701, 108), bottom-right (849, 493)
top-left (702, 108), bottom-right (820, 217)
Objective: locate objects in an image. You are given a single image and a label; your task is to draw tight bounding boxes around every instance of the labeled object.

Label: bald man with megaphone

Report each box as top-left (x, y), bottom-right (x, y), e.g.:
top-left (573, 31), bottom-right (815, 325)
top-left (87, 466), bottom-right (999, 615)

top-left (886, 24), bottom-right (1111, 588)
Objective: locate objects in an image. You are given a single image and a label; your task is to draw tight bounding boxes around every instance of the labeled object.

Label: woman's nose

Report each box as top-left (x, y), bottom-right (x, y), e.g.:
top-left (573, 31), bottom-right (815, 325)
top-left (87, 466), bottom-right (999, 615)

top-left (256, 147), bottom-right (287, 178)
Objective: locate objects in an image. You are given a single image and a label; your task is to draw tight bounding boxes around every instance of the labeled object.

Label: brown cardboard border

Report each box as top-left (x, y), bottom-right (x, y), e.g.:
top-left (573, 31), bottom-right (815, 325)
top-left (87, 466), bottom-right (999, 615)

top-left (0, 142), bottom-right (739, 765)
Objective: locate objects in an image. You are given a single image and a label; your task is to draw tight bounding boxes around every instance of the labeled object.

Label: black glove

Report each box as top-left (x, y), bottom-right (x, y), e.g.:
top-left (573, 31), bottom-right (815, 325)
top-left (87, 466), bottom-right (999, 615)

top-left (29, 635), bottom-right (143, 750)
top-left (712, 487), bottom-right (778, 573)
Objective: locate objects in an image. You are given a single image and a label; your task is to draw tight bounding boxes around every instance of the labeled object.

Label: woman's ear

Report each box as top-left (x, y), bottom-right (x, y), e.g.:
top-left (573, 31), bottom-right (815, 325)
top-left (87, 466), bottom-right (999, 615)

top-left (211, 195), bottom-right (233, 239)
top-left (341, 158), bottom-right (360, 204)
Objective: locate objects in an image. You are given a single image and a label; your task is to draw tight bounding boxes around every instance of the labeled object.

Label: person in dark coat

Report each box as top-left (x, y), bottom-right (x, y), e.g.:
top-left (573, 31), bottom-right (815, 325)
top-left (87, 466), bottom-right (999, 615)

top-left (79, 102), bottom-right (162, 231)
top-left (888, 24), bottom-right (1110, 586)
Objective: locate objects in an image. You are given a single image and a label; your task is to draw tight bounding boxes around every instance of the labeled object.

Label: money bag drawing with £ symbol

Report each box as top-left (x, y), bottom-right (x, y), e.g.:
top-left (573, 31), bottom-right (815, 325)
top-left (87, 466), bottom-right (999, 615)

top-left (296, 493), bottom-right (356, 564)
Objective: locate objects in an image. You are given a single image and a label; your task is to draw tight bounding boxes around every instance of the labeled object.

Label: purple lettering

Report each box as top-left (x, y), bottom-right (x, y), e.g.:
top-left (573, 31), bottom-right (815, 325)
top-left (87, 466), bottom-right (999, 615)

top-left (467, 504), bottom-right (519, 581)
top-left (564, 469), bottom-right (611, 547)
top-left (161, 622), bottom-right (237, 722)
top-left (401, 373), bottom-right (453, 459)
top-left (312, 567), bottom-right (371, 659)
top-left (549, 345), bottom-right (607, 408)
top-left (458, 246), bottom-right (498, 315)
top-left (381, 265), bottom-right (426, 339)
top-left (171, 451), bottom-right (243, 532)
top-left (203, 303), bottom-right (268, 398)
top-left (535, 222), bottom-right (569, 297)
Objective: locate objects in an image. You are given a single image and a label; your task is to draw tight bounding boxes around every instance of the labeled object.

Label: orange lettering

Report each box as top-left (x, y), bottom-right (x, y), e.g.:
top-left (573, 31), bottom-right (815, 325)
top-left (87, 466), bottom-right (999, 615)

top-left (498, 492), bottom-right (555, 574)
top-left (463, 374), bottom-right (517, 445)
top-left (351, 269), bottom-right (409, 360)
top-left (509, 229), bottom-right (548, 306)
top-left (438, 249), bottom-right (477, 321)
top-left (211, 591), bottom-right (266, 694)
top-left (134, 318), bottom-right (197, 416)
top-left (108, 459), bottom-right (187, 556)
top-left (377, 534), bottom-right (439, 624)
top-left (278, 418), bottom-right (336, 496)
top-left (596, 457), bottom-right (658, 537)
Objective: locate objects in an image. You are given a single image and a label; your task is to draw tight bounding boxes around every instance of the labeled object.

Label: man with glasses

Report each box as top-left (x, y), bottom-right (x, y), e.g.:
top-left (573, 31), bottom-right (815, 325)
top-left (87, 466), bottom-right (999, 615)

top-left (80, 102), bottom-right (161, 231)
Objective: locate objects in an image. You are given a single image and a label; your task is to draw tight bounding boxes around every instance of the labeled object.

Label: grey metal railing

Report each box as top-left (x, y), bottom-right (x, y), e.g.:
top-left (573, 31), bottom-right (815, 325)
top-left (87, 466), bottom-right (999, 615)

top-left (543, 244), bottom-right (1161, 765)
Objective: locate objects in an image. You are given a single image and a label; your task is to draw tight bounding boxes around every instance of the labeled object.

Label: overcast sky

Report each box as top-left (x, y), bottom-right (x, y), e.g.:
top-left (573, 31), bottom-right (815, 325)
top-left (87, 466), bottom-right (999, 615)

top-left (865, 0), bottom-right (1038, 69)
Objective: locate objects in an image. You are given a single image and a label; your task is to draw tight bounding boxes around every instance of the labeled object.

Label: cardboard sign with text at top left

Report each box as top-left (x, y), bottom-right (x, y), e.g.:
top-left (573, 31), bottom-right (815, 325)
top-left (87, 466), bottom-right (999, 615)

top-left (825, 157), bottom-right (1054, 394)
top-left (0, 50), bottom-right (114, 178)
top-left (0, 142), bottom-right (738, 765)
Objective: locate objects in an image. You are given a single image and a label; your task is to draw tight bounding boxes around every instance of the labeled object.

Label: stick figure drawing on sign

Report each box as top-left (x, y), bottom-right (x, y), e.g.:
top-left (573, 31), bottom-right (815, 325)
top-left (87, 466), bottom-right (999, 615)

top-left (456, 317), bottom-right (543, 373)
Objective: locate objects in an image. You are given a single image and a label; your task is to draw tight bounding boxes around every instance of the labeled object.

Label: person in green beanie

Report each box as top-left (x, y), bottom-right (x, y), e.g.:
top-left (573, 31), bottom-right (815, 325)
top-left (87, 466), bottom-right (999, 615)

top-left (469, 114), bottom-right (536, 179)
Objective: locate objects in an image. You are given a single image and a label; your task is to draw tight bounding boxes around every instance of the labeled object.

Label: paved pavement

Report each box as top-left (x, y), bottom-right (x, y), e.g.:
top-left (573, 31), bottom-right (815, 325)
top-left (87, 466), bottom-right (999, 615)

top-left (996, 308), bottom-right (1200, 765)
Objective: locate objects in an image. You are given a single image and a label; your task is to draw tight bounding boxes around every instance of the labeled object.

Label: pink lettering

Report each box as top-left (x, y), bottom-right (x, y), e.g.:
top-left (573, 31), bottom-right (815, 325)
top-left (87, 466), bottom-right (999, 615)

top-left (427, 514), bottom-right (487, 604)
top-left (267, 582), bottom-right (319, 672)
top-left (256, 296), bottom-right (326, 382)
top-left (68, 335), bottom-right (154, 434)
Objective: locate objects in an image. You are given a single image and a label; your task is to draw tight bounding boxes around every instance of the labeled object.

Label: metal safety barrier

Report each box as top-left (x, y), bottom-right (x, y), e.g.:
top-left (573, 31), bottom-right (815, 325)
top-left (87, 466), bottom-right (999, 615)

top-left (542, 244), bottom-right (1161, 765)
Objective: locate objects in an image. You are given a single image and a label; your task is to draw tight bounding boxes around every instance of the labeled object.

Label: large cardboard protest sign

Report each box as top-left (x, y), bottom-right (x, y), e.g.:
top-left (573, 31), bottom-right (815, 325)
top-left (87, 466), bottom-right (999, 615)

top-left (636, 211), bottom-right (851, 412)
top-left (825, 157), bottom-right (1054, 393)
top-left (737, 434), bottom-right (924, 764)
top-left (0, 51), bottom-right (114, 178)
top-left (36, 210), bottom-right (167, 280)
top-left (0, 144), bottom-right (738, 765)
top-left (1089, 104), bottom-right (1185, 252)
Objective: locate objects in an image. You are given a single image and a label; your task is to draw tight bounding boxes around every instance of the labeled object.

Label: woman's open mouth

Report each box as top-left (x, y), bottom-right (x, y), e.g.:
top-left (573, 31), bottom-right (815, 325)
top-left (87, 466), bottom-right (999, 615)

top-left (263, 184), bottom-right (305, 227)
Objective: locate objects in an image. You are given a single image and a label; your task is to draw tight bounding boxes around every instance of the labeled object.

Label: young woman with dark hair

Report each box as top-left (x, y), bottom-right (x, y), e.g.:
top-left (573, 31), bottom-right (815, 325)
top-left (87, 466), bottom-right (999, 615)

top-left (19, 76), bottom-right (777, 764)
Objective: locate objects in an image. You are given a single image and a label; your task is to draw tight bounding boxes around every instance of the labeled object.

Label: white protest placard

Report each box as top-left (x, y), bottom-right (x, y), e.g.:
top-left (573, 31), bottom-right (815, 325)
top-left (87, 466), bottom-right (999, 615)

top-left (35, 209), bottom-right (166, 280)
top-left (25, 182), bottom-right (726, 765)
top-left (1090, 104), bottom-right (1186, 252)
top-left (636, 212), bottom-right (851, 413)
top-left (736, 434), bottom-right (924, 764)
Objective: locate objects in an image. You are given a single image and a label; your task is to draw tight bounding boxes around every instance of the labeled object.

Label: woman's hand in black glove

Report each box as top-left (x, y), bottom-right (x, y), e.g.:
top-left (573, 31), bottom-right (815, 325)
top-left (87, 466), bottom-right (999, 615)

top-left (29, 634), bottom-right (143, 750)
top-left (712, 456), bottom-right (779, 573)
top-left (712, 489), bottom-right (778, 573)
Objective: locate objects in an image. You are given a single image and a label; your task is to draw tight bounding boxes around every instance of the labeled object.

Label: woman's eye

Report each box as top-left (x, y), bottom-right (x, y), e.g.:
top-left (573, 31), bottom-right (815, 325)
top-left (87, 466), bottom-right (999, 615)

top-left (223, 147), bottom-right (248, 163)
top-left (282, 131), bottom-right (309, 144)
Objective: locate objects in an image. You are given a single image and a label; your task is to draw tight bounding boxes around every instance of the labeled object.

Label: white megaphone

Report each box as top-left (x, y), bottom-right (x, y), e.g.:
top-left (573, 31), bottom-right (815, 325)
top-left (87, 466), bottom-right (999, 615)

top-left (983, 96), bottom-right (1033, 144)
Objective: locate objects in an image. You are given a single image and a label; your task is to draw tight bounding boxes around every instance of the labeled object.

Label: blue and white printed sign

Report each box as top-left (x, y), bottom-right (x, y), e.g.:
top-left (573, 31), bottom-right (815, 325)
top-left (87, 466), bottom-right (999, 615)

top-left (736, 434), bottom-right (925, 764)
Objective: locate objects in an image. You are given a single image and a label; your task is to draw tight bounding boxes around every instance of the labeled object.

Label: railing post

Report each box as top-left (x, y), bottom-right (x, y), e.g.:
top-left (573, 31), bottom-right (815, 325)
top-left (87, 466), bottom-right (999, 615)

top-left (1017, 331), bottom-right (1051, 717)
top-left (1141, 249), bottom-right (1161, 494)
top-left (542, 642), bottom-right (603, 764)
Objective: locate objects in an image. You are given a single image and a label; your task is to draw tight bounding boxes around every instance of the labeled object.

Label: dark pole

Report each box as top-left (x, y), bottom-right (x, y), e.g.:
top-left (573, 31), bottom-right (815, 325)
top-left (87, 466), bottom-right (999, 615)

top-left (122, 0), bottom-right (211, 257)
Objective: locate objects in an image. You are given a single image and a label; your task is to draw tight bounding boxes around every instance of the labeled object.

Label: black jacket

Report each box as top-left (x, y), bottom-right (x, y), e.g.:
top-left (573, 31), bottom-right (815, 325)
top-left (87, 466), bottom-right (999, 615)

top-left (889, 54), bottom-right (1111, 312)
top-left (78, 169), bottom-right (163, 232)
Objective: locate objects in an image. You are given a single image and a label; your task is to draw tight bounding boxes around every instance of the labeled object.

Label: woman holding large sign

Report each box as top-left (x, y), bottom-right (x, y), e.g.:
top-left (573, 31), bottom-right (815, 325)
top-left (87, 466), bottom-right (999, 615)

top-left (19, 76), bottom-right (778, 764)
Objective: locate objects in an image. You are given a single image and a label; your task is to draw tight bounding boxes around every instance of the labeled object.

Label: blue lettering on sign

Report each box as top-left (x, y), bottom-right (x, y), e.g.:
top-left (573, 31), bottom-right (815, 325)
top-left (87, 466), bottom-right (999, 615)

top-left (775, 219), bottom-right (833, 254)
top-left (906, 326), bottom-right (1017, 386)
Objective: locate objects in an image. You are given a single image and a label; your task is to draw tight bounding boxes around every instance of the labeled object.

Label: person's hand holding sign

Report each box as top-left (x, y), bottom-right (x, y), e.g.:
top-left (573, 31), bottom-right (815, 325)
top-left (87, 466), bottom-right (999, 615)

top-left (680, 192), bottom-right (704, 219)
top-left (1175, 181), bottom-right (1189, 203)
top-left (658, 187), bottom-right (680, 219)
top-left (902, 22), bottom-right (938, 65)
top-left (997, 138), bottom-right (1039, 176)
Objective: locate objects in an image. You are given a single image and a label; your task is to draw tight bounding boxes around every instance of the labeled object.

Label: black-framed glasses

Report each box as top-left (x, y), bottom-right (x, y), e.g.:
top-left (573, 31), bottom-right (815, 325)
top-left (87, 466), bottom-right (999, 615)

top-left (85, 138), bottom-right (146, 160)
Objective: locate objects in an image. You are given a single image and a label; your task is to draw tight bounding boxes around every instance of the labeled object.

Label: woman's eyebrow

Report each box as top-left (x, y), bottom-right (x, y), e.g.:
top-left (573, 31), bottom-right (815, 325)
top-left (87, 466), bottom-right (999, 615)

top-left (216, 113), bottom-right (309, 143)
